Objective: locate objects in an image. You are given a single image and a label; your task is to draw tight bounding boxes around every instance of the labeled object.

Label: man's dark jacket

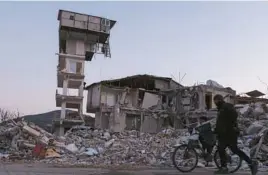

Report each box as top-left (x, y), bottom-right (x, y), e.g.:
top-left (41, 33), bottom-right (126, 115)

top-left (215, 102), bottom-right (239, 139)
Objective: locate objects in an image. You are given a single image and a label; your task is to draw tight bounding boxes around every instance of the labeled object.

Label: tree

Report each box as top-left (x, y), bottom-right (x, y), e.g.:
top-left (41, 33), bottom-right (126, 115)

top-left (0, 108), bottom-right (20, 122)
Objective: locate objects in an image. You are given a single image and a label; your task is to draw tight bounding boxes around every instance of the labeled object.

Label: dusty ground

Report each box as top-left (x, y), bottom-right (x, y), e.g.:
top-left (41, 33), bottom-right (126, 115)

top-left (0, 163), bottom-right (267, 175)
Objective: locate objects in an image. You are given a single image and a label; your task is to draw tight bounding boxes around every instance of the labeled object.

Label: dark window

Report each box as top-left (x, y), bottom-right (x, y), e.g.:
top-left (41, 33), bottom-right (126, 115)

top-left (162, 95), bottom-right (167, 103)
top-left (70, 15), bottom-right (74, 20)
top-left (205, 93), bottom-right (212, 110)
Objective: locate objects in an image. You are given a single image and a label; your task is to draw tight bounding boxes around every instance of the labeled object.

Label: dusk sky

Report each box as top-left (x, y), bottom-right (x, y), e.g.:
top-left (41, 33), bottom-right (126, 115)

top-left (1, 1), bottom-right (268, 115)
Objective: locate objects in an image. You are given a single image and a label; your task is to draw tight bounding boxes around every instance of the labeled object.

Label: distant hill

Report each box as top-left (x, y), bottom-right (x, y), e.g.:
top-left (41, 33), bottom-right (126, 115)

top-left (22, 110), bottom-right (95, 133)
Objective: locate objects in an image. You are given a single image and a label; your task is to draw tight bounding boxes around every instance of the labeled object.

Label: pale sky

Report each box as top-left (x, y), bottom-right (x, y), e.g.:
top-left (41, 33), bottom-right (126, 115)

top-left (1, 1), bottom-right (268, 115)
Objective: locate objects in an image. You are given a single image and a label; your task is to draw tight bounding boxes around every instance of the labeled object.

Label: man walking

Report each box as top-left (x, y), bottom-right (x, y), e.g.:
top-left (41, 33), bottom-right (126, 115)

top-left (213, 94), bottom-right (258, 174)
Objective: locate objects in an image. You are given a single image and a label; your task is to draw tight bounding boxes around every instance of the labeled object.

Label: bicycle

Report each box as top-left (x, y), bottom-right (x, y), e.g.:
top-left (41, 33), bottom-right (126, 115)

top-left (171, 123), bottom-right (242, 173)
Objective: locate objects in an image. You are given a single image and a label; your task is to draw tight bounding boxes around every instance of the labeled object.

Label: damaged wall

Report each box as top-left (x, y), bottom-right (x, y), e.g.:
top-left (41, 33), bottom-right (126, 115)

top-left (86, 84), bottom-right (101, 112)
top-left (154, 79), bottom-right (182, 90)
top-left (95, 111), bottom-right (112, 130)
top-left (100, 87), bottom-right (118, 107)
top-left (140, 115), bottom-right (164, 133)
top-left (175, 85), bottom-right (236, 129)
top-left (200, 85), bottom-right (235, 109)
top-left (100, 112), bottom-right (110, 129)
top-left (86, 75), bottom-right (183, 113)
top-left (178, 85), bottom-right (236, 112)
top-left (141, 92), bottom-right (161, 109)
top-left (120, 89), bottom-right (139, 108)
top-left (170, 80), bottom-right (183, 89)
top-left (125, 114), bottom-right (141, 131)
top-left (92, 85), bottom-right (101, 107)
top-left (87, 85), bottom-right (123, 112)
top-left (109, 104), bottom-right (126, 132)
top-left (94, 112), bottom-right (101, 128)
top-left (94, 83), bottom-right (236, 132)
top-left (154, 79), bottom-right (169, 90)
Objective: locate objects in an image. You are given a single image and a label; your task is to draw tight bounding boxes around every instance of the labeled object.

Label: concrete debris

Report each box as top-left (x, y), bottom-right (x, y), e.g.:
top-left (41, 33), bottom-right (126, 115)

top-left (56, 126), bottom-right (191, 167)
top-left (237, 103), bottom-right (268, 132)
top-left (1, 105), bottom-right (268, 170)
top-left (66, 143), bottom-right (79, 153)
top-left (246, 121), bottom-right (265, 135)
top-left (82, 148), bottom-right (98, 156)
top-left (0, 120), bottom-right (188, 167)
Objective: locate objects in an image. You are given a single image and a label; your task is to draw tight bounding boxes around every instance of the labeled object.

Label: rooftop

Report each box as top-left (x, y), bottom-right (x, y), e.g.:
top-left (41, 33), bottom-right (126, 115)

top-left (85, 74), bottom-right (182, 89)
top-left (57, 9), bottom-right (117, 29)
top-left (245, 90), bottom-right (265, 98)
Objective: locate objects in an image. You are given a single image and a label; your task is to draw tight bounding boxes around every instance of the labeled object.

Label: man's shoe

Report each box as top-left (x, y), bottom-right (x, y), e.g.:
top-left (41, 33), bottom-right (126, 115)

top-left (249, 161), bottom-right (258, 175)
top-left (214, 167), bottom-right (229, 174)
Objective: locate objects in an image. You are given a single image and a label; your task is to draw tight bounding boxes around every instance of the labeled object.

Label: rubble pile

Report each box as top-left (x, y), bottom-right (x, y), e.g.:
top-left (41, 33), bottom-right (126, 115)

top-left (1, 103), bottom-right (268, 168)
top-left (0, 120), bottom-right (189, 167)
top-left (237, 103), bottom-right (268, 131)
top-left (0, 120), bottom-right (54, 160)
top-left (44, 127), bottom-right (189, 167)
top-left (235, 103), bottom-right (268, 169)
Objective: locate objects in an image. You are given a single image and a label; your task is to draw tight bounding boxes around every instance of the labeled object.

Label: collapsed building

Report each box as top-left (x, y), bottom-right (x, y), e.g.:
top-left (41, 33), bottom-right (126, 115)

top-left (85, 74), bottom-right (183, 133)
top-left (85, 75), bottom-right (236, 132)
top-left (175, 83), bottom-right (235, 128)
top-left (54, 9), bottom-right (116, 136)
top-left (235, 90), bottom-right (268, 105)
top-left (2, 75), bottom-right (268, 168)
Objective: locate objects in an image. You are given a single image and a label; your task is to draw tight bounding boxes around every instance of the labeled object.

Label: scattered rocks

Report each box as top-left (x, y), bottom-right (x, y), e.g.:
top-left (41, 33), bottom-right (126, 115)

top-left (0, 103), bottom-right (268, 169)
top-left (46, 127), bottom-right (189, 167)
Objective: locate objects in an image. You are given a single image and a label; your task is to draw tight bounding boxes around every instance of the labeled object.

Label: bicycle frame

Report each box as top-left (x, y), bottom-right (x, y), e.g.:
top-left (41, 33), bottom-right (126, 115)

top-left (186, 129), bottom-right (217, 158)
top-left (172, 127), bottom-right (242, 173)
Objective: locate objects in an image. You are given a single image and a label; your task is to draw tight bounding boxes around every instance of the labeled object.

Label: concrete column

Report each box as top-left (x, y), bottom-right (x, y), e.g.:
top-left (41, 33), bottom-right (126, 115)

top-left (79, 81), bottom-right (84, 97)
top-left (95, 112), bottom-right (101, 128)
top-left (63, 79), bottom-right (68, 96)
top-left (78, 81), bottom-right (84, 121)
top-left (79, 101), bottom-right (83, 114)
top-left (140, 112), bottom-right (144, 132)
top-left (100, 111), bottom-right (103, 129)
top-left (58, 127), bottom-right (65, 136)
top-left (66, 58), bottom-right (70, 73)
top-left (81, 61), bottom-right (85, 75)
top-left (60, 102), bottom-right (66, 119)
top-left (59, 102), bottom-right (66, 136)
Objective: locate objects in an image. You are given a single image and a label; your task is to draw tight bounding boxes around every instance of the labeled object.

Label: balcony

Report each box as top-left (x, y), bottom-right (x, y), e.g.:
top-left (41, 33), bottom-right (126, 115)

top-left (58, 10), bottom-right (116, 44)
top-left (55, 90), bottom-right (83, 109)
top-left (57, 72), bottom-right (84, 89)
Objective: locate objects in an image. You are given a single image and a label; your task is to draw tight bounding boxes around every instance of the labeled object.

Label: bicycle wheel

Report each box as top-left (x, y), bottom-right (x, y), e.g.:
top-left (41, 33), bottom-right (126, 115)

top-left (172, 144), bottom-right (198, 172)
top-left (214, 148), bottom-right (242, 173)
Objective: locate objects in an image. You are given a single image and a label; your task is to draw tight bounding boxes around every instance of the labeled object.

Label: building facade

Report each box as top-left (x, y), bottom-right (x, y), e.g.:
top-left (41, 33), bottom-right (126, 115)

top-left (85, 75), bottom-right (236, 133)
top-left (54, 9), bottom-right (116, 136)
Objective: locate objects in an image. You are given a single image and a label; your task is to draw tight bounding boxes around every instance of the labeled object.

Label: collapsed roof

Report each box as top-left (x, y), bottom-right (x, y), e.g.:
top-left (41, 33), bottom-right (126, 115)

top-left (85, 74), bottom-right (183, 90)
